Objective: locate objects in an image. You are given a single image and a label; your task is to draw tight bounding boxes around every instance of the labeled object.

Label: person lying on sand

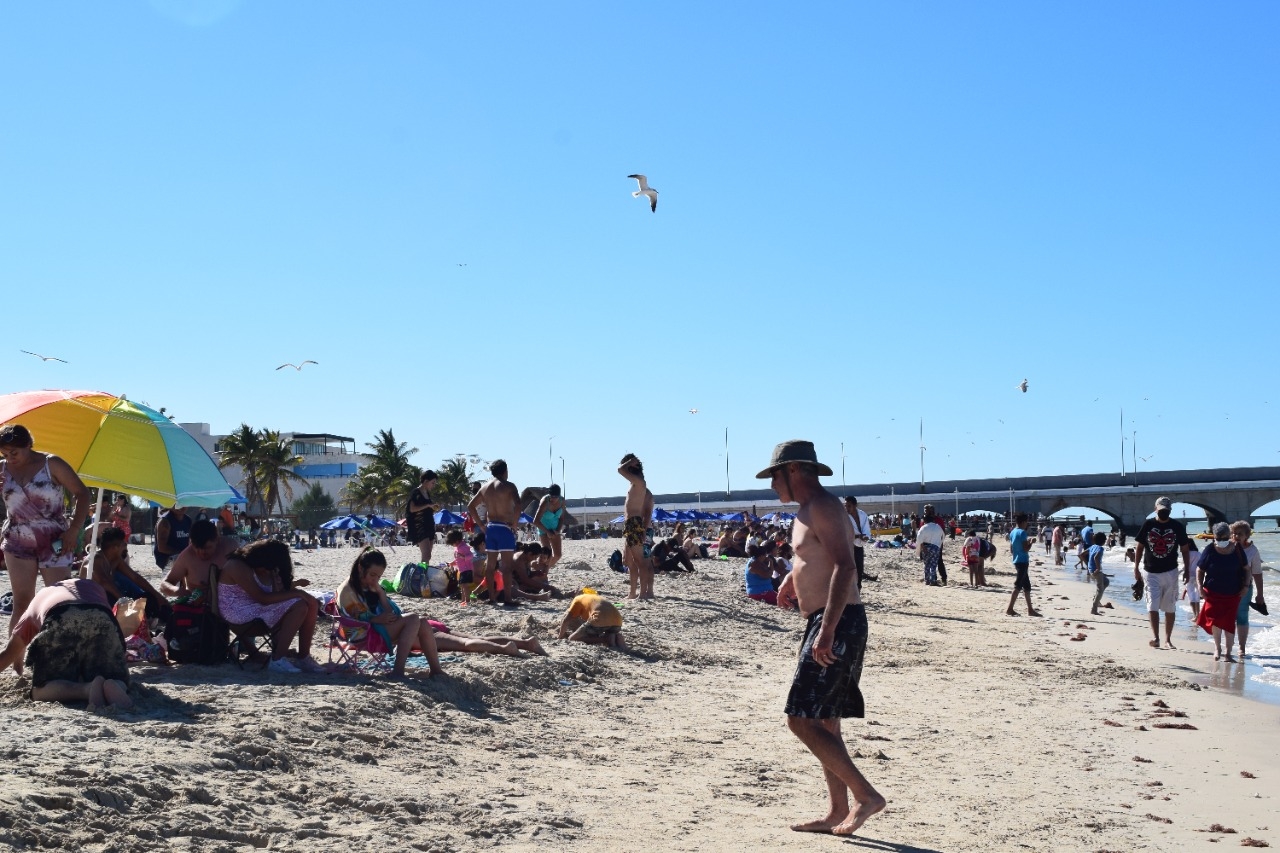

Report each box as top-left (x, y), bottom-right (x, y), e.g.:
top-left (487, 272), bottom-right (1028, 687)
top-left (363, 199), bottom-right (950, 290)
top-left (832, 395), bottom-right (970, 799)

top-left (558, 592), bottom-right (626, 649)
top-left (0, 578), bottom-right (133, 711)
top-left (339, 550), bottom-right (545, 677)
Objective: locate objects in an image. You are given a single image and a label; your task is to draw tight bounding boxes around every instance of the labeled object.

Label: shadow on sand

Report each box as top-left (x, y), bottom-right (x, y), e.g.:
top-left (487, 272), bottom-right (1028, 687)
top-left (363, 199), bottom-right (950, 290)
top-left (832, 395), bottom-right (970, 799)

top-left (841, 835), bottom-right (948, 853)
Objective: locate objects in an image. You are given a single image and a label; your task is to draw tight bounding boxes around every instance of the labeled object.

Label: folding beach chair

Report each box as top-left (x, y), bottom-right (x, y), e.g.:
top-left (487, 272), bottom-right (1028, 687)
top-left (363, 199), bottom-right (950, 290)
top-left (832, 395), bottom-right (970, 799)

top-left (322, 599), bottom-right (393, 674)
top-left (209, 564), bottom-right (276, 669)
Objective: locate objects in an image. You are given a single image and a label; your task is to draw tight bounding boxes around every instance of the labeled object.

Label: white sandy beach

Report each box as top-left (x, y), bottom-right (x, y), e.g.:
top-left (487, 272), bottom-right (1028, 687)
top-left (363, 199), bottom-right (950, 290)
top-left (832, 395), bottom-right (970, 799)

top-left (0, 537), bottom-right (1275, 852)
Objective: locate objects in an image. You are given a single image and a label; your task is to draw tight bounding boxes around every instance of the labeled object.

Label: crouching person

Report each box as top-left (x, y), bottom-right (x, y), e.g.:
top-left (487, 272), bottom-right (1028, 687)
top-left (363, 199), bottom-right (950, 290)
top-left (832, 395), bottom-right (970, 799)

top-left (0, 578), bottom-right (132, 710)
top-left (558, 592), bottom-right (626, 649)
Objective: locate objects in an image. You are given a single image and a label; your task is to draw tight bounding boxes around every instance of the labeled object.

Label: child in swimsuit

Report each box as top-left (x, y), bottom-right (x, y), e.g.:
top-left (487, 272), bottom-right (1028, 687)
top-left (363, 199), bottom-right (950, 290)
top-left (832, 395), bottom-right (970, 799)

top-left (447, 530), bottom-right (474, 605)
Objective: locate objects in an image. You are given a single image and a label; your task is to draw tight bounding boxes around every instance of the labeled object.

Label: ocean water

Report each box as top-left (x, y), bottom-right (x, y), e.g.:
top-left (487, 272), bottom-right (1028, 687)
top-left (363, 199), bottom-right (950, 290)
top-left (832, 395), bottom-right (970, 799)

top-left (1048, 524), bottom-right (1280, 705)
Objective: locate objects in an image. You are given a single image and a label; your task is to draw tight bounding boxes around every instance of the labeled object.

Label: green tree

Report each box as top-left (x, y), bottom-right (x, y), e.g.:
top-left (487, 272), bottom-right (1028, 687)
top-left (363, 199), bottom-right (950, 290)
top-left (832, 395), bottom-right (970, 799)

top-left (217, 423), bottom-right (266, 513)
top-left (256, 430), bottom-right (309, 517)
top-left (291, 483), bottom-right (336, 530)
top-left (435, 454), bottom-right (485, 509)
top-left (352, 428), bottom-right (421, 512)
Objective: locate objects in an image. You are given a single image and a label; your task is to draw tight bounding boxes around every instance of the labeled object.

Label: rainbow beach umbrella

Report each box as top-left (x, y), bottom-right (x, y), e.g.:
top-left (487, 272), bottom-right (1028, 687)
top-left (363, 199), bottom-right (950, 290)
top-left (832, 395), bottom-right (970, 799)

top-left (0, 389), bottom-right (237, 508)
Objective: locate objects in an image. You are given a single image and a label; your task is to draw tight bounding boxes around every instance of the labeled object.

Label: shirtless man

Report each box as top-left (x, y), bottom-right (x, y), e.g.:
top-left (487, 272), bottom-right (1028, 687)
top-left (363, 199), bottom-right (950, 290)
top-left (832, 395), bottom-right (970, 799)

top-left (759, 440), bottom-right (884, 837)
top-left (160, 519), bottom-right (238, 600)
top-left (468, 460), bottom-right (521, 606)
top-left (618, 453), bottom-right (654, 599)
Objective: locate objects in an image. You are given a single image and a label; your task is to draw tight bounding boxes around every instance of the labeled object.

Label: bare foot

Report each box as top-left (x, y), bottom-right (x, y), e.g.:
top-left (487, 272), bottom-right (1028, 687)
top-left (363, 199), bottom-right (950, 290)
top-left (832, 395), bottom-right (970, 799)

top-left (832, 795), bottom-right (887, 836)
top-left (1028, 609), bottom-right (1042, 617)
top-left (1164, 641), bottom-right (1176, 650)
top-left (1006, 609), bottom-right (1019, 616)
top-left (87, 675), bottom-right (106, 710)
top-left (1149, 640), bottom-right (1161, 649)
top-left (521, 637), bottom-right (547, 656)
top-left (790, 812), bottom-right (847, 833)
top-left (1214, 650), bottom-right (1222, 660)
top-left (1225, 655), bottom-right (1237, 663)
top-left (102, 679), bottom-right (133, 711)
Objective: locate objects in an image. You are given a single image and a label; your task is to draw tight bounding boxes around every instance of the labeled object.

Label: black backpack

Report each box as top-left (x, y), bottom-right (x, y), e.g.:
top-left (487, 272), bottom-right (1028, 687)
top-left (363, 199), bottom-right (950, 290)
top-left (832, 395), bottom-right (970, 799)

top-left (164, 601), bottom-right (231, 665)
top-left (608, 549), bottom-right (625, 573)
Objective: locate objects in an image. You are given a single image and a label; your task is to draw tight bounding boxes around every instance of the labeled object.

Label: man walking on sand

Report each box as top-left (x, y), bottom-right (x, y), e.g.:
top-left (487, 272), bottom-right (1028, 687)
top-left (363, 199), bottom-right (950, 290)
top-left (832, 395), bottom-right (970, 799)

top-left (915, 505), bottom-right (944, 586)
top-left (843, 496), bottom-right (877, 586)
top-left (468, 460), bottom-right (521, 606)
top-left (1006, 513), bottom-right (1041, 617)
top-left (761, 440), bottom-right (885, 837)
top-left (618, 454), bottom-right (655, 599)
top-left (1132, 496), bottom-right (1190, 649)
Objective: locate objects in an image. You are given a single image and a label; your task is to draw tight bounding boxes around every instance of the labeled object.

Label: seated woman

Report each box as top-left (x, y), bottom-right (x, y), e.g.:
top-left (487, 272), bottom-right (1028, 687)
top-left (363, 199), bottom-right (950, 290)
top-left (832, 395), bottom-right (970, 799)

top-left (338, 550), bottom-right (544, 673)
top-left (90, 527), bottom-right (171, 625)
top-left (218, 539), bottom-right (323, 674)
top-left (719, 525), bottom-right (748, 558)
top-left (510, 543), bottom-right (559, 598)
top-left (682, 530), bottom-right (702, 560)
top-left (745, 544), bottom-right (778, 604)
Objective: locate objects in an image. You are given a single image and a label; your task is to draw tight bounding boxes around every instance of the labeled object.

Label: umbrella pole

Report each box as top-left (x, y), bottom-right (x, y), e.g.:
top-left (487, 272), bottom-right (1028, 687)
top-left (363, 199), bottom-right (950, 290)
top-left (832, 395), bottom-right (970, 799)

top-left (82, 487), bottom-right (105, 579)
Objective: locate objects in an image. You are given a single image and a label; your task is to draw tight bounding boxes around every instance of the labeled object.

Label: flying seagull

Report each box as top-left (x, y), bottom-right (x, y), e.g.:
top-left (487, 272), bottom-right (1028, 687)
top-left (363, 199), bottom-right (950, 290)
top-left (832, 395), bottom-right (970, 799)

top-left (21, 350), bottom-right (67, 363)
top-left (276, 361), bottom-right (318, 371)
top-left (1017, 379), bottom-right (1028, 393)
top-left (627, 174), bottom-right (658, 212)
top-left (689, 408), bottom-right (698, 414)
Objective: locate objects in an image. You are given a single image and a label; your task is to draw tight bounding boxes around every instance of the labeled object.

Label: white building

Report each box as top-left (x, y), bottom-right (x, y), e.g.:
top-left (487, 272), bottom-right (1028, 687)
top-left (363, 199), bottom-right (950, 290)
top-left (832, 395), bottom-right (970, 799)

top-left (180, 424), bottom-right (365, 512)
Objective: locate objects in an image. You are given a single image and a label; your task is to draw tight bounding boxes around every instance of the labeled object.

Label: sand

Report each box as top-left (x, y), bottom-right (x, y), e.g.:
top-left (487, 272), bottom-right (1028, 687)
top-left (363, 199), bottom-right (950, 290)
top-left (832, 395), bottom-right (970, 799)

top-left (0, 535), bottom-right (1275, 852)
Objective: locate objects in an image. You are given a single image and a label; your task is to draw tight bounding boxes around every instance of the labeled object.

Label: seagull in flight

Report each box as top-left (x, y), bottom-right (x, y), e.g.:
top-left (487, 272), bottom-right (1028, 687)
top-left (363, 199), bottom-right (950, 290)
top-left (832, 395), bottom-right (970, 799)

top-left (21, 350), bottom-right (67, 363)
top-left (688, 408), bottom-right (698, 414)
top-left (276, 361), bottom-right (318, 371)
top-left (1017, 379), bottom-right (1028, 393)
top-left (627, 174), bottom-right (658, 212)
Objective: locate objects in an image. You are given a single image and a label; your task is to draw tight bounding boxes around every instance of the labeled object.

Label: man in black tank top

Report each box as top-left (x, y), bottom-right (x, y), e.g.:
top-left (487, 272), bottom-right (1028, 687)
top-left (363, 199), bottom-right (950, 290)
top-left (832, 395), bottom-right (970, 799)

top-left (154, 507), bottom-right (193, 570)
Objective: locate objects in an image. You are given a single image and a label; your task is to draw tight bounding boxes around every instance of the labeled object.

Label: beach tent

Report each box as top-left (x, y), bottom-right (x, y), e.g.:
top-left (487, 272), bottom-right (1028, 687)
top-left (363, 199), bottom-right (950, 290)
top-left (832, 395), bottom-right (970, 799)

top-left (518, 513), bottom-right (534, 524)
top-left (672, 510), bottom-right (697, 521)
top-left (321, 514), bottom-right (395, 530)
top-left (434, 510), bottom-right (466, 526)
top-left (609, 515), bottom-right (626, 524)
top-left (652, 508), bottom-right (678, 522)
top-left (762, 512), bottom-right (795, 521)
top-left (692, 510), bottom-right (719, 521)
top-left (718, 512), bottom-right (749, 522)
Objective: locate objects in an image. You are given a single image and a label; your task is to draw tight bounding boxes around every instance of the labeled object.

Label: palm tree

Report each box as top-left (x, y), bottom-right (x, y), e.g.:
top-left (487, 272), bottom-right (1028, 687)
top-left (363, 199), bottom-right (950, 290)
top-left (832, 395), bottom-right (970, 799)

top-left (291, 483), bottom-right (336, 530)
top-left (436, 454), bottom-right (483, 509)
top-left (217, 423), bottom-right (265, 514)
top-left (340, 468), bottom-right (381, 514)
top-left (355, 429), bottom-right (421, 513)
top-left (256, 430), bottom-right (309, 517)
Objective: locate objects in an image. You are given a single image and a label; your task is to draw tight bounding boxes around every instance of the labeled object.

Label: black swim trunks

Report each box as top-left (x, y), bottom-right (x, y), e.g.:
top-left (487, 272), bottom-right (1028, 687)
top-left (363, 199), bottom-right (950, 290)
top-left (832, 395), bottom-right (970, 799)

top-left (785, 604), bottom-right (868, 719)
top-left (1013, 562), bottom-right (1031, 592)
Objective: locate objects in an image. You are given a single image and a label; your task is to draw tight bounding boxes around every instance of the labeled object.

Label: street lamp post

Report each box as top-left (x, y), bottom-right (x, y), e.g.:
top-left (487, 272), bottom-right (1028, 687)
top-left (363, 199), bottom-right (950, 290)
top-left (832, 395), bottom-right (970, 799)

top-left (841, 442), bottom-right (846, 488)
top-left (559, 457), bottom-right (565, 496)
top-left (548, 437), bottom-right (554, 484)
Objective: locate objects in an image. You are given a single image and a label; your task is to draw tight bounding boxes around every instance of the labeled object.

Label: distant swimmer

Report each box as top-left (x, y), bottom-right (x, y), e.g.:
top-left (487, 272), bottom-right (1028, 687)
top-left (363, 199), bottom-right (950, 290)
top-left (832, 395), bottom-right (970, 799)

top-left (627, 174), bottom-right (658, 212)
top-left (1017, 379), bottom-right (1028, 393)
top-left (276, 361), bottom-right (318, 371)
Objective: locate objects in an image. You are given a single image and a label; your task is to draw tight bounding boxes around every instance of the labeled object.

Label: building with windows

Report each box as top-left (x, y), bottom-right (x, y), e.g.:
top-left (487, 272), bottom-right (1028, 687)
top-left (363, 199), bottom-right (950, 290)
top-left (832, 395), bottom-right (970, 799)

top-left (180, 424), bottom-right (366, 512)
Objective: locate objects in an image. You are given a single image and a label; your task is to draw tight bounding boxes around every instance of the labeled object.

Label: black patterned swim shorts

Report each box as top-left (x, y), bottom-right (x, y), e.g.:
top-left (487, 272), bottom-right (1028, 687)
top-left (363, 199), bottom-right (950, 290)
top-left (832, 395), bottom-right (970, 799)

top-left (784, 604), bottom-right (867, 719)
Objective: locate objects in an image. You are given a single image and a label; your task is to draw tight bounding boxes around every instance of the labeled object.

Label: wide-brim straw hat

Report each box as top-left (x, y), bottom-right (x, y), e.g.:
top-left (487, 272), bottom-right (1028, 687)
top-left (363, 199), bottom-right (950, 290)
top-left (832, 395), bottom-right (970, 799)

top-left (755, 440), bottom-right (834, 479)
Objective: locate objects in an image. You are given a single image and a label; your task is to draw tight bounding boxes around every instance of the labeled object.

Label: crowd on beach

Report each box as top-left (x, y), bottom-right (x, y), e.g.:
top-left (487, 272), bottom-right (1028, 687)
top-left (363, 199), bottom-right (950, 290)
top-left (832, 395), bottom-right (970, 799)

top-left (1, 418), bottom-right (1272, 840)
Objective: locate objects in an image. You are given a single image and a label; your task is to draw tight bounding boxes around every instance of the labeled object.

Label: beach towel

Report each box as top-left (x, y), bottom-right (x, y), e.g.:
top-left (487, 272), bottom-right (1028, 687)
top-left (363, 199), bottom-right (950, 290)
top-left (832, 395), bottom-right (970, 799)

top-left (1195, 589), bottom-right (1241, 635)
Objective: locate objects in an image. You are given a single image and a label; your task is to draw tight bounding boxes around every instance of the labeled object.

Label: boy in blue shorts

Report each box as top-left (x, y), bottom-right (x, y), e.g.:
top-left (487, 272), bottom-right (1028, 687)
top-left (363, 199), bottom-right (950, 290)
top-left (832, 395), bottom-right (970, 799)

top-left (1087, 531), bottom-right (1109, 615)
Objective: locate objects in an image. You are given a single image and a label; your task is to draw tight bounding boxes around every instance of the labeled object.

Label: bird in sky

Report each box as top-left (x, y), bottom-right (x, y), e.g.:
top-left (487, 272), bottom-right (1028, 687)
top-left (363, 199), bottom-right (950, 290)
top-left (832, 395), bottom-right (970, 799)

top-left (456, 263), bottom-right (467, 267)
top-left (627, 174), bottom-right (658, 212)
top-left (689, 408), bottom-right (698, 414)
top-left (21, 350), bottom-right (66, 363)
top-left (276, 361), bottom-right (318, 371)
top-left (1017, 379), bottom-right (1028, 393)
top-left (1139, 455), bottom-right (1153, 462)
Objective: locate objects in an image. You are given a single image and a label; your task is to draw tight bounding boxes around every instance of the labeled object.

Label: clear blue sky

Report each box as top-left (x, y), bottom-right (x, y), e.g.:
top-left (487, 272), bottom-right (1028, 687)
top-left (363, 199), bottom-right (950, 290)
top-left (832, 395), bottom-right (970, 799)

top-left (2, 2), bottom-right (1276, 499)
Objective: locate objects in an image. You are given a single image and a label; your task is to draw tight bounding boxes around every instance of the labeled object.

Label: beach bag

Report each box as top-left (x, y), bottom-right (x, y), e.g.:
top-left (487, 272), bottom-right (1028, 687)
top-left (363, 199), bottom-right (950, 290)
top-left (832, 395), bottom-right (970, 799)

top-left (163, 601), bottom-right (230, 665)
top-left (980, 539), bottom-right (998, 561)
top-left (608, 549), bottom-right (624, 573)
top-left (426, 565), bottom-right (450, 597)
top-left (397, 563), bottom-right (428, 597)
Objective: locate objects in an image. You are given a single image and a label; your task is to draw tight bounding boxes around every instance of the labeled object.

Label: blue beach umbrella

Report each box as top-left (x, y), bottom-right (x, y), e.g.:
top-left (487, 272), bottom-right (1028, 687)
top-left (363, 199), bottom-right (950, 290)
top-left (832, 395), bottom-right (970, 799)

top-left (519, 513), bottom-right (534, 524)
top-left (434, 510), bottom-right (466, 526)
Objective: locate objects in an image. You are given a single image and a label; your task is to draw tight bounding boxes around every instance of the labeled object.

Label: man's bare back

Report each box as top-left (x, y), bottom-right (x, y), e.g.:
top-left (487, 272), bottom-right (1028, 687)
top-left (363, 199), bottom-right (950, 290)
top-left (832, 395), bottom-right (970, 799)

top-left (474, 478), bottom-right (520, 526)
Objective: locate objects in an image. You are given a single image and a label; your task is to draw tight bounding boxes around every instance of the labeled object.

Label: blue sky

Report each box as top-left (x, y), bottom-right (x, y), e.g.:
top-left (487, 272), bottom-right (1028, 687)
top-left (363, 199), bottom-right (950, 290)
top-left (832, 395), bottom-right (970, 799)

top-left (1, 2), bottom-right (1276, 499)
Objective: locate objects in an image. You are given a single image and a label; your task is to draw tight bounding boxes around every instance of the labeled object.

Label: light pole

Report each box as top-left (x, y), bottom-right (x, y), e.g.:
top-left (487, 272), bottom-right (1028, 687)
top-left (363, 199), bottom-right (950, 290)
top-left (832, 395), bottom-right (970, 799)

top-left (724, 427), bottom-right (730, 498)
top-left (548, 437), bottom-right (554, 484)
top-left (890, 485), bottom-right (895, 517)
top-left (1132, 430), bottom-right (1138, 487)
top-left (955, 486), bottom-right (959, 519)
top-left (841, 442), bottom-right (846, 488)
top-left (559, 457), bottom-right (565, 495)
top-left (919, 419), bottom-right (926, 493)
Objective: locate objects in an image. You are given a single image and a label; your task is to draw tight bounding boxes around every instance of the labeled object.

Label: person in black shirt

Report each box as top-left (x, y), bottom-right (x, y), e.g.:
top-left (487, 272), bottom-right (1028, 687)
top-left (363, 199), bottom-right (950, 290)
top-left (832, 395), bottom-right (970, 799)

top-left (404, 471), bottom-right (438, 564)
top-left (1131, 496), bottom-right (1190, 649)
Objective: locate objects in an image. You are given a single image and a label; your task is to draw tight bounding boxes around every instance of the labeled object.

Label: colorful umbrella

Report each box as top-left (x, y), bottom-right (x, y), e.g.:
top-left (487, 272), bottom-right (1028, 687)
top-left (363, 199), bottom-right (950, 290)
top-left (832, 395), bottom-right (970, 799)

top-left (0, 389), bottom-right (237, 508)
